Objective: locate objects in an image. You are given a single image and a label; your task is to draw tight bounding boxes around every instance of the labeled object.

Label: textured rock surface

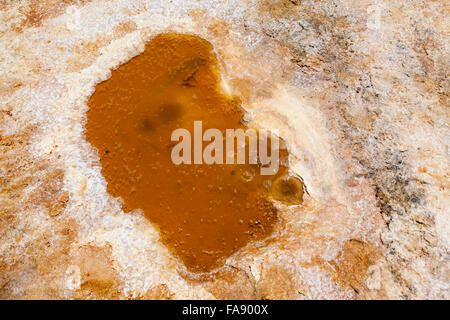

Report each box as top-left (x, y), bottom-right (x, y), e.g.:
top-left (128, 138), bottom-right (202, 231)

top-left (0, 0), bottom-right (448, 299)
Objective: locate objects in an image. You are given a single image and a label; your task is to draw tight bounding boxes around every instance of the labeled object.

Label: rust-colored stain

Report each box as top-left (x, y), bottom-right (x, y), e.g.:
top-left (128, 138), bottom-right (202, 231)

top-left (86, 33), bottom-right (303, 272)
